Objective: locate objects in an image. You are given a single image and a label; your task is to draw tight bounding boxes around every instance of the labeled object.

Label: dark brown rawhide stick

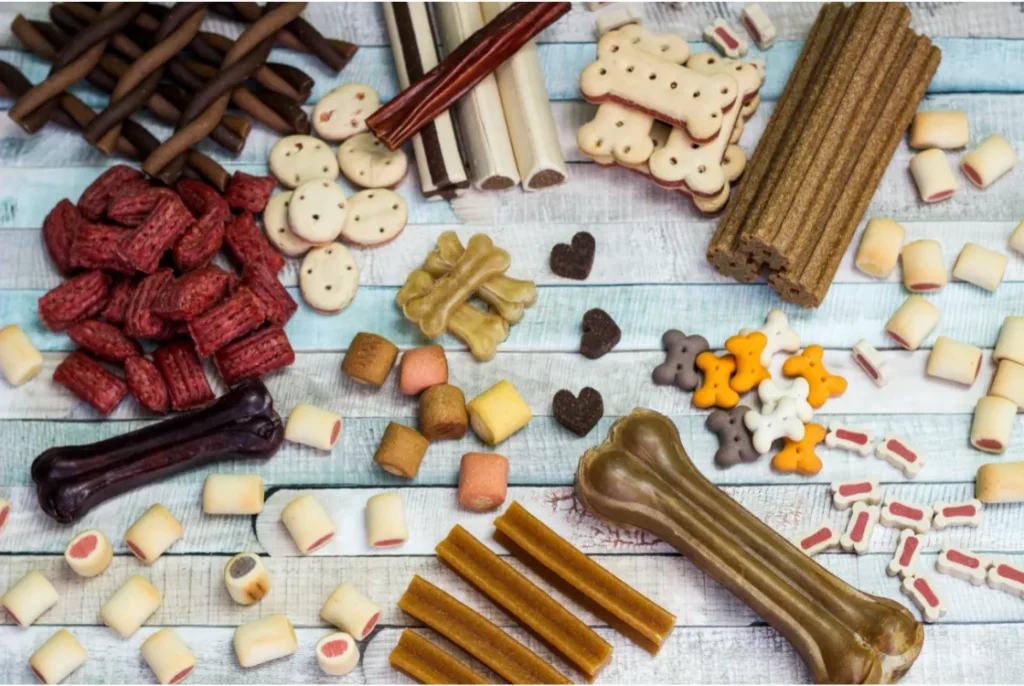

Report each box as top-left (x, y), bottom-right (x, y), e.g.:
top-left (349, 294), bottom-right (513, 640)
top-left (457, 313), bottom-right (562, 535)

top-left (575, 410), bottom-right (924, 684)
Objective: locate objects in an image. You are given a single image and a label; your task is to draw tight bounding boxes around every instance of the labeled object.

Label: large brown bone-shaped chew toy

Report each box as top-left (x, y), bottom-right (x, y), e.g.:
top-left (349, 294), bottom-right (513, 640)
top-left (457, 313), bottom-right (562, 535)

top-left (575, 409), bottom-right (923, 684)
top-left (32, 380), bottom-right (284, 524)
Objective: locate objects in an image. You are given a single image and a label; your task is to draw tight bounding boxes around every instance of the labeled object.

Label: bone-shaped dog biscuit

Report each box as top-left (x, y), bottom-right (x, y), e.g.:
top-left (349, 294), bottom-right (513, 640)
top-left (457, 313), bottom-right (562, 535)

top-left (758, 377), bottom-right (813, 423)
top-left (744, 397), bottom-right (805, 454)
top-left (577, 103), bottom-right (656, 167)
top-left (605, 24), bottom-right (692, 65)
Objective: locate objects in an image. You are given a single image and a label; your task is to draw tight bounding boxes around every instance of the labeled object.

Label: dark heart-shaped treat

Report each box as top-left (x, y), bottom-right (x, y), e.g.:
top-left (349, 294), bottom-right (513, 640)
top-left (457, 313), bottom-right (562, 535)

top-left (550, 231), bottom-right (596, 280)
top-left (553, 387), bottom-right (604, 436)
top-left (706, 405), bottom-right (759, 468)
top-left (653, 329), bottom-right (710, 390)
top-left (580, 308), bottom-right (620, 359)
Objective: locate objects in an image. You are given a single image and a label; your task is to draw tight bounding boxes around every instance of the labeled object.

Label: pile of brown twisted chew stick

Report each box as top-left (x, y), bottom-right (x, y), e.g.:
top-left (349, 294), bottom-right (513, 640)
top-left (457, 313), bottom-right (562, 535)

top-left (0, 2), bottom-right (356, 191)
top-left (707, 2), bottom-right (941, 308)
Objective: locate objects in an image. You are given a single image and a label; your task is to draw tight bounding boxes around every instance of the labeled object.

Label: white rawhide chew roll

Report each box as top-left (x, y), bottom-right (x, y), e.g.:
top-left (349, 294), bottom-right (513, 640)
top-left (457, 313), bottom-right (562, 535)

top-left (480, 1), bottom-right (569, 191)
top-left (976, 461), bottom-right (1024, 504)
top-left (962, 134), bottom-right (1017, 188)
top-left (909, 111), bottom-right (969, 149)
top-left (971, 396), bottom-right (1016, 454)
top-left (284, 403), bottom-right (342, 451)
top-left (952, 243), bottom-right (1008, 292)
top-left (234, 615), bottom-right (297, 668)
top-left (0, 324), bottom-right (43, 386)
top-left (316, 632), bottom-right (360, 676)
top-left (854, 219), bottom-right (905, 279)
top-left (2, 570), bottom-right (59, 627)
top-left (100, 575), bottom-right (162, 638)
top-left (202, 474), bottom-right (265, 515)
top-left (909, 148), bottom-right (957, 202)
top-left (125, 504), bottom-right (183, 564)
top-left (991, 360), bottom-right (1024, 408)
top-left (926, 337), bottom-right (983, 386)
top-left (321, 581), bottom-right (381, 640)
top-left (885, 295), bottom-right (940, 350)
top-left (223, 552), bottom-right (272, 606)
top-left (994, 316), bottom-right (1024, 366)
top-left (29, 630), bottom-right (87, 685)
top-left (280, 493), bottom-right (336, 554)
top-left (140, 628), bottom-right (196, 685)
top-left (64, 529), bottom-right (113, 578)
top-left (901, 239), bottom-right (947, 292)
top-left (366, 492), bottom-right (408, 548)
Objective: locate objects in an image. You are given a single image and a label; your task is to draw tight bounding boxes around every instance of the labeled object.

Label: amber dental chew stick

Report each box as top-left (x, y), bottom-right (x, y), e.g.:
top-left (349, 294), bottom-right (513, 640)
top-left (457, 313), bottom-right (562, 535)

top-left (389, 629), bottom-right (490, 685)
top-left (397, 575), bottom-right (571, 685)
top-left (436, 524), bottom-right (612, 680)
top-left (493, 501), bottom-right (675, 656)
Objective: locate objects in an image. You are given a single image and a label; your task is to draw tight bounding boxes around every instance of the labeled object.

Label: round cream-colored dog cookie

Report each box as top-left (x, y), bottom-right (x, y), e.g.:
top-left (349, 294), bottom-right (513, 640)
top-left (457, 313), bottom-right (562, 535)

top-left (340, 189), bottom-right (408, 247)
top-left (312, 84), bottom-right (381, 142)
top-left (288, 179), bottom-right (349, 245)
top-left (337, 133), bottom-right (409, 189)
top-left (263, 192), bottom-right (313, 258)
top-left (300, 243), bottom-right (360, 314)
top-left (269, 135), bottom-right (340, 188)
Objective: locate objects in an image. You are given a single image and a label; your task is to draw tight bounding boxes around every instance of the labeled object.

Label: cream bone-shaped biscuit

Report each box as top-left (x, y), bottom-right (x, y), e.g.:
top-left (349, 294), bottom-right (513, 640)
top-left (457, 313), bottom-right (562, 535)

top-left (887, 530), bottom-right (923, 579)
top-left (577, 103), bottom-right (657, 167)
top-left (789, 519), bottom-right (839, 557)
top-left (757, 377), bottom-right (813, 423)
top-left (840, 502), bottom-right (880, 555)
top-left (825, 423), bottom-right (875, 456)
top-left (740, 308), bottom-right (800, 366)
top-left (831, 478), bottom-right (881, 510)
top-left (743, 397), bottom-right (805, 455)
top-left (936, 545), bottom-right (990, 585)
top-left (875, 434), bottom-right (927, 478)
top-left (932, 499), bottom-right (983, 529)
top-left (880, 500), bottom-right (933, 534)
top-left (987, 560), bottom-right (1024, 598)
top-left (704, 19), bottom-right (749, 59)
top-left (901, 575), bottom-right (947, 622)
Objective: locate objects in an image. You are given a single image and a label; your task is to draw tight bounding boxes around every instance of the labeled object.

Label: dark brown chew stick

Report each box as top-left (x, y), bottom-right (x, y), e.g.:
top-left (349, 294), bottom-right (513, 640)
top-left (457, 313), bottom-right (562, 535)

top-left (222, 1), bottom-right (358, 72)
top-left (193, 32), bottom-right (313, 102)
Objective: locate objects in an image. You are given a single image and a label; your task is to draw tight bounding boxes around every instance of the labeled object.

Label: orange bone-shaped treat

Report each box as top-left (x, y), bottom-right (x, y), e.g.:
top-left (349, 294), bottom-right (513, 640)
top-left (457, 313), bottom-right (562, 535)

top-left (772, 422), bottom-right (826, 475)
top-left (725, 332), bottom-right (770, 393)
top-left (693, 352), bottom-right (739, 409)
top-left (782, 345), bottom-right (848, 408)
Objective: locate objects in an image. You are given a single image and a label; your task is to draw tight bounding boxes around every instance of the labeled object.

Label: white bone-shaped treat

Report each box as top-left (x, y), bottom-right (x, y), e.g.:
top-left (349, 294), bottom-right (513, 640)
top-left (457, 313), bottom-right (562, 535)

top-left (936, 545), bottom-right (990, 585)
top-left (744, 397), bottom-right (805, 455)
top-left (987, 559), bottom-right (1024, 597)
top-left (852, 339), bottom-right (890, 387)
top-left (758, 377), bottom-right (813, 423)
top-left (704, 19), bottom-right (749, 59)
top-left (932, 500), bottom-right (983, 529)
top-left (880, 500), bottom-right (933, 534)
top-left (741, 4), bottom-right (776, 49)
top-left (839, 502), bottom-right (880, 555)
top-left (740, 309), bottom-right (800, 366)
top-left (825, 423), bottom-right (875, 457)
top-left (830, 478), bottom-right (881, 510)
top-left (790, 519), bottom-right (839, 557)
top-left (887, 530), bottom-right (923, 579)
top-left (875, 434), bottom-right (926, 478)
top-left (605, 24), bottom-right (692, 64)
top-left (577, 103), bottom-right (656, 166)
top-left (901, 575), bottom-right (947, 622)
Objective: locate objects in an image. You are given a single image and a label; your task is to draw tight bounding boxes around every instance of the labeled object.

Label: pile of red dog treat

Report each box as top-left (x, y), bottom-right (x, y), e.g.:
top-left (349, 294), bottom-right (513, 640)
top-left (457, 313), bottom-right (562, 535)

top-left (37, 165), bottom-right (297, 416)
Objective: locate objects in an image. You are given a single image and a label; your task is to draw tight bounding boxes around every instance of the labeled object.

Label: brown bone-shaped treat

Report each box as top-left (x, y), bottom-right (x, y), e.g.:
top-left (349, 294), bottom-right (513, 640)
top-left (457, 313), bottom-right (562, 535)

top-left (575, 409), bottom-right (923, 684)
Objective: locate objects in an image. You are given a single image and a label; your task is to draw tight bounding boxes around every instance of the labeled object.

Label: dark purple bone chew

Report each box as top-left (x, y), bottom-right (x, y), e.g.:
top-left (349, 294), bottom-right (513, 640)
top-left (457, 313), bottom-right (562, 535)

top-left (706, 405), bottom-right (759, 468)
top-left (32, 380), bottom-right (283, 523)
top-left (652, 330), bottom-right (709, 390)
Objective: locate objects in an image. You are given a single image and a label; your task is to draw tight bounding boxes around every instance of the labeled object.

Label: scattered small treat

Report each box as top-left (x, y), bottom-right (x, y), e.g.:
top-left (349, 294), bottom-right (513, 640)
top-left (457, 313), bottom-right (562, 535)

top-left (280, 493), bottom-right (336, 554)
top-left (64, 529), bottom-right (113, 578)
top-left (831, 478), bottom-right (881, 510)
top-left (987, 560), bottom-right (1024, 598)
top-left (288, 179), bottom-right (349, 245)
top-left (707, 405), bottom-right (758, 468)
top-left (100, 278), bottom-right (135, 326)
top-left (909, 111), bottom-right (970, 149)
top-left (108, 187), bottom-right (177, 228)
top-left (419, 384), bottom-right (469, 440)
top-left (119, 195), bottom-right (194, 273)
top-left (971, 395), bottom-right (1016, 454)
top-left (851, 339), bottom-right (890, 387)
top-left (66, 319), bottom-right (140, 364)
top-left (140, 628), bottom-right (196, 685)
top-left (202, 474), bottom-right (264, 516)
top-left (653, 330), bottom-right (709, 390)
top-left (101, 574), bottom-right (162, 637)
top-left (214, 326), bottom-right (296, 385)
top-left (263, 191), bottom-right (312, 258)
top-left (693, 352), bottom-right (740, 410)
top-left (366, 492), bottom-right (408, 548)
top-left (176, 180), bottom-right (230, 221)
top-left (875, 434), bottom-right (927, 478)
top-left (744, 398), bottom-right (805, 456)
top-left (69, 223), bottom-right (134, 274)
top-left (223, 552), bottom-right (272, 606)
top-left (926, 336), bottom-right (983, 386)
top-left (42, 199), bottom-right (81, 275)
top-left (994, 316), bottom-right (1024, 366)
top-left (241, 266), bottom-right (298, 328)
top-left (952, 242), bottom-right (1008, 292)
top-left (725, 332), bottom-right (770, 393)
top-left (314, 83), bottom-right (381, 142)
top-left (552, 387), bottom-right (604, 437)
top-left (976, 461), bottom-right (1024, 503)
top-left (594, 7), bottom-right (640, 36)
top-left (0, 324), bottom-right (43, 387)
top-left (854, 219), bottom-right (905, 278)
top-left (740, 310), bottom-right (800, 367)
top-left (374, 422), bottom-right (429, 478)
top-left (174, 211), bottom-right (228, 273)
top-left (338, 134), bottom-right (408, 189)
top-left (399, 345), bottom-right (448, 396)
top-left (225, 212), bottom-right (287, 275)
top-left (936, 545), bottom-right (990, 585)
top-left (38, 270), bottom-right (112, 332)
top-left (902, 575), bottom-right (946, 622)
top-left (790, 520), bottom-right (839, 557)
top-left (580, 308), bottom-right (621, 360)
top-left (234, 615), bottom-right (298, 668)
top-left (285, 404), bottom-right (343, 451)
top-left (300, 243), bottom-right (361, 313)
top-left (316, 632), bottom-right (360, 676)
top-left (0, 497), bottom-right (8, 533)
top-left (991, 360), bottom-right (1024, 408)
top-left (269, 135), bottom-right (340, 189)
top-left (839, 502), bottom-right (880, 555)
top-left (887, 530), bottom-right (923, 579)
top-left (550, 232), bottom-right (596, 281)
top-left (339, 189), bottom-right (408, 248)
top-left (771, 422), bottom-right (825, 475)
top-left (467, 380), bottom-right (532, 445)
top-left (782, 346), bottom-right (847, 408)
top-left (153, 266), bottom-right (232, 322)
top-left (901, 239), bottom-right (947, 293)
top-left (458, 452), bottom-right (509, 511)
top-left (880, 500), bottom-right (933, 534)
top-left (757, 377), bottom-right (813, 423)
top-left (153, 341), bottom-right (215, 412)
top-left (224, 171), bottom-right (276, 214)
top-left (53, 351), bottom-right (129, 416)
top-left (29, 629), bottom-right (88, 685)
top-left (741, 4), bottom-right (776, 49)
top-left (321, 581), bottom-right (381, 640)
top-left (932, 499), bottom-right (983, 529)
top-left (125, 503), bottom-right (183, 564)
top-left (78, 165), bottom-right (144, 220)
top-left (342, 332), bottom-right (399, 386)
top-left (885, 295), bottom-right (940, 350)
top-left (962, 133), bottom-right (1017, 188)
top-left (124, 270), bottom-right (176, 340)
top-left (578, 102), bottom-right (656, 167)
top-left (824, 423), bottom-right (874, 456)
top-left (188, 288), bottom-right (267, 358)
top-left (704, 18), bottom-right (748, 59)
top-left (1, 570), bottom-right (59, 627)
top-left (909, 148), bottom-right (958, 202)
top-left (1011, 219), bottom-right (1024, 255)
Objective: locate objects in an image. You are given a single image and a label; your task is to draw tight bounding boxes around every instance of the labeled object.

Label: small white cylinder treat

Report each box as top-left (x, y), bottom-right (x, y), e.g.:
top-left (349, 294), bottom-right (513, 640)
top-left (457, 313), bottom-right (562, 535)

top-left (284, 404), bottom-right (343, 451)
top-left (909, 111), bottom-right (969, 150)
top-left (901, 239), bottom-right (947, 292)
top-left (952, 243), bottom-right (1009, 292)
top-left (885, 295), bottom-right (940, 350)
top-left (29, 629), bottom-right (87, 685)
top-left (909, 148), bottom-right (958, 202)
top-left (994, 316), bottom-right (1024, 366)
top-left (223, 553), bottom-right (272, 606)
top-left (100, 575), bottom-right (162, 638)
top-left (140, 628), bottom-right (196, 685)
top-left (1011, 220), bottom-right (1024, 256)
top-left (64, 529), bottom-right (113, 578)
top-left (1, 570), bottom-right (59, 627)
top-left (0, 497), bottom-right (9, 534)
top-left (991, 360), bottom-right (1024, 408)
top-left (202, 474), bottom-right (264, 516)
top-left (962, 134), bottom-right (1016, 188)
top-left (855, 219), bottom-right (905, 278)
top-left (971, 396), bottom-right (1017, 454)
top-left (926, 337), bottom-right (983, 386)
top-left (124, 504), bottom-right (183, 564)
top-left (0, 324), bottom-right (43, 387)
top-left (316, 631), bottom-right (361, 676)
top-left (234, 615), bottom-right (297, 668)
top-left (320, 581), bottom-right (381, 640)
top-left (280, 493), bottom-right (336, 554)
top-left (366, 492), bottom-right (408, 548)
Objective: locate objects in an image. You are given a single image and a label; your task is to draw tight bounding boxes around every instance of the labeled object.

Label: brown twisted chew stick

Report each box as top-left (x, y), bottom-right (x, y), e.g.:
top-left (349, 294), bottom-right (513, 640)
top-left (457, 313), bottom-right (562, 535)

top-left (576, 410), bottom-right (924, 684)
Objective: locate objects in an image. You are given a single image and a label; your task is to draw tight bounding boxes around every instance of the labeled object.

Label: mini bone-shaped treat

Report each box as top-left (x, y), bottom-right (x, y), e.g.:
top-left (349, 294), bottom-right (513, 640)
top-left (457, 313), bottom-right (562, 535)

top-left (704, 19), bottom-right (748, 59)
top-left (575, 410), bottom-right (924, 683)
top-left (831, 478), bottom-right (881, 510)
top-left (840, 502), bottom-right (880, 555)
top-left (757, 377), bottom-right (813, 423)
top-left (742, 4), bottom-right (776, 49)
top-left (602, 24), bottom-right (692, 65)
top-left (706, 405), bottom-right (758, 468)
top-left (936, 545), bottom-right (990, 585)
top-left (725, 332), bottom-right (770, 393)
top-left (741, 309), bottom-right (800, 366)
top-left (880, 500), bottom-right (933, 534)
top-left (887, 530), bottom-right (923, 579)
top-left (875, 434), bottom-right (927, 478)
top-left (825, 424), bottom-right (875, 457)
top-left (901, 576), bottom-right (947, 623)
top-left (744, 397), bottom-right (805, 454)
top-left (932, 500), bottom-right (983, 529)
top-left (772, 422), bottom-right (825, 475)
top-left (790, 519), bottom-right (839, 557)
top-left (988, 560), bottom-right (1024, 598)
top-left (577, 103), bottom-right (656, 167)
top-left (782, 346), bottom-right (847, 408)
top-left (852, 339), bottom-right (890, 387)
top-left (693, 352), bottom-right (739, 409)
top-left (653, 330), bottom-right (709, 390)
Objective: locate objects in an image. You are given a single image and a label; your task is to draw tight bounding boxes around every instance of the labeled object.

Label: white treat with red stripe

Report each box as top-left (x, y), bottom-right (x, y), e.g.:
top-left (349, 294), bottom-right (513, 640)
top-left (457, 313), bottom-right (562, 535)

top-left (0, 497), bottom-right (9, 534)
top-left (910, 148), bottom-right (958, 202)
top-left (932, 499), bottom-right (983, 529)
top-left (2, 570), bottom-right (59, 627)
top-left (316, 631), bottom-right (360, 676)
top-left (741, 4), bottom-right (776, 49)
top-left (962, 134), bottom-right (1017, 189)
top-left (831, 478), bottom-right (881, 510)
top-left (64, 529), bottom-right (113, 578)
top-left (790, 519), bottom-right (839, 557)
top-left (875, 434), bottom-right (927, 478)
top-left (840, 502), bottom-right (880, 555)
top-left (280, 493), bottom-right (336, 555)
top-left (321, 582), bottom-right (381, 640)
top-left (885, 295), bottom-right (940, 351)
top-left (971, 395), bottom-right (1016, 454)
top-left (852, 339), bottom-right (890, 387)
top-left (988, 560), bottom-right (1024, 598)
top-left (824, 423), bottom-right (875, 457)
top-left (757, 377), bottom-right (813, 423)
top-left (901, 239), bottom-right (947, 293)
top-left (366, 492), bottom-right (408, 548)
top-left (124, 504), bottom-right (182, 565)
top-left (704, 19), bottom-right (748, 58)
top-left (901, 575), bottom-right (947, 622)
top-left (887, 530), bottom-right (923, 578)
top-left (936, 544), bottom-right (990, 585)
top-left (880, 499), bottom-right (933, 534)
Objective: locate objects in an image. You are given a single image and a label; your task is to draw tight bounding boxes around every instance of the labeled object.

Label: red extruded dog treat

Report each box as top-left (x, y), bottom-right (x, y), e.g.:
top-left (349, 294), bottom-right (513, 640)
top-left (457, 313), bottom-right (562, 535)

top-left (215, 326), bottom-right (295, 385)
top-left (108, 187), bottom-right (177, 227)
top-left (69, 222), bottom-right (136, 274)
top-left (154, 266), bottom-right (232, 321)
top-left (78, 164), bottom-right (145, 220)
top-left (188, 288), bottom-right (267, 357)
top-left (119, 194), bottom-right (194, 274)
top-left (104, 178), bottom-right (153, 221)
top-left (173, 210), bottom-right (227, 273)
top-left (225, 212), bottom-right (286, 274)
top-left (38, 271), bottom-right (112, 332)
top-left (224, 171), bottom-right (277, 213)
top-left (53, 351), bottom-right (129, 415)
top-left (241, 265), bottom-right (298, 326)
top-left (153, 341), bottom-right (216, 411)
top-left (67, 319), bottom-right (141, 363)
top-left (124, 355), bottom-right (171, 414)
top-left (100, 278), bottom-right (136, 326)
top-left (124, 269), bottom-right (176, 340)
top-left (176, 178), bottom-right (231, 221)
top-left (42, 199), bottom-right (81, 275)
